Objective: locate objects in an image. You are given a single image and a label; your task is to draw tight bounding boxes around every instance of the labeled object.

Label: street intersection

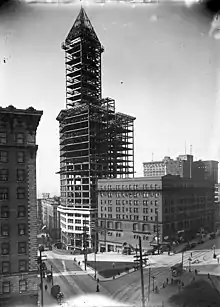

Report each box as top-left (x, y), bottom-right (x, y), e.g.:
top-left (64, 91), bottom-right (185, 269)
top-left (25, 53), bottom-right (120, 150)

top-left (41, 237), bottom-right (220, 306)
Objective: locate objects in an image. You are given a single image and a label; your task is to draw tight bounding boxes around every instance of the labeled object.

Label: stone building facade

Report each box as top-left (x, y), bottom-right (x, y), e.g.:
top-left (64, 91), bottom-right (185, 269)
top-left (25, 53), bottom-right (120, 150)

top-left (97, 175), bottom-right (215, 253)
top-left (0, 106), bottom-right (43, 306)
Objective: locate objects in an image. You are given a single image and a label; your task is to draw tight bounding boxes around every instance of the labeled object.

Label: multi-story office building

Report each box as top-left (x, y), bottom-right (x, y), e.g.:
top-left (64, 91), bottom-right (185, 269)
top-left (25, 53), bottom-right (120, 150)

top-left (57, 8), bottom-right (135, 250)
top-left (41, 197), bottom-right (61, 241)
top-left (97, 175), bottom-right (215, 253)
top-left (0, 106), bottom-right (42, 306)
top-left (143, 155), bottom-right (193, 178)
top-left (143, 155), bottom-right (218, 184)
top-left (214, 183), bottom-right (220, 232)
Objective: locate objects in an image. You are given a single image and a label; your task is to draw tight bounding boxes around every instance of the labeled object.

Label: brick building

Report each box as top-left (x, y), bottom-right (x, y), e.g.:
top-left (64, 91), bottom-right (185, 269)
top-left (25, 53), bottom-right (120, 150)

top-left (97, 175), bottom-right (215, 253)
top-left (143, 155), bottom-right (218, 185)
top-left (0, 106), bottom-right (42, 306)
top-left (143, 155), bottom-right (193, 178)
top-left (41, 197), bottom-right (61, 241)
top-left (214, 183), bottom-right (220, 232)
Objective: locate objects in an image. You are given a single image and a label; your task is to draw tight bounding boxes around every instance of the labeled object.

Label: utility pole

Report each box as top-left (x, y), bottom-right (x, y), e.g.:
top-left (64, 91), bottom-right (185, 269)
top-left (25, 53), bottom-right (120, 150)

top-left (148, 267), bottom-right (151, 302)
top-left (156, 209), bottom-right (160, 255)
top-left (139, 236), bottom-right (145, 307)
top-left (39, 249), bottom-right (44, 307)
top-left (104, 219), bottom-right (107, 252)
top-left (181, 250), bottom-right (184, 267)
top-left (83, 219), bottom-right (87, 271)
top-left (51, 265), bottom-right (54, 286)
top-left (94, 218), bottom-right (97, 280)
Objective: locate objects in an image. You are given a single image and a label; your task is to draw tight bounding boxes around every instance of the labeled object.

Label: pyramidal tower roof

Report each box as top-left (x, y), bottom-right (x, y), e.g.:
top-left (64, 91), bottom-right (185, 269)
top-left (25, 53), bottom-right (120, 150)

top-left (65, 7), bottom-right (100, 44)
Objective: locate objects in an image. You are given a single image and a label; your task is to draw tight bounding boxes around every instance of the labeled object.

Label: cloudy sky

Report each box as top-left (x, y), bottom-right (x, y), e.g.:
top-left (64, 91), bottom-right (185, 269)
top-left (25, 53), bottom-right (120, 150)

top-left (1, 0), bottom-right (220, 196)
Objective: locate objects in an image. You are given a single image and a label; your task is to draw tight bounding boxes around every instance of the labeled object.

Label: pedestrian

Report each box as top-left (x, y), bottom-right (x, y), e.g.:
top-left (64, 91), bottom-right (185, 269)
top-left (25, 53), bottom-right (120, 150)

top-left (163, 282), bottom-right (165, 288)
top-left (96, 284), bottom-right (100, 292)
top-left (166, 277), bottom-right (169, 285)
top-left (190, 252), bottom-right (192, 258)
top-left (44, 284), bottom-right (48, 291)
top-left (217, 257), bottom-right (219, 264)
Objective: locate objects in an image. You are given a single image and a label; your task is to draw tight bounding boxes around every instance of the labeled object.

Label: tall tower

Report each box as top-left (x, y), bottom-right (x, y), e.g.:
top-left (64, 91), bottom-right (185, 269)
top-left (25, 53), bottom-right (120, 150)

top-left (57, 8), bottom-right (135, 250)
top-left (62, 7), bottom-right (103, 108)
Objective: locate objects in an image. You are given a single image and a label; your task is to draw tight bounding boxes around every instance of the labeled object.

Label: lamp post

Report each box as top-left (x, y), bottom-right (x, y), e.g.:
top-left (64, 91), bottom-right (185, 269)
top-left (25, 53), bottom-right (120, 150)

top-left (188, 257), bottom-right (192, 272)
top-left (152, 275), bottom-right (155, 292)
top-left (51, 265), bottom-right (54, 286)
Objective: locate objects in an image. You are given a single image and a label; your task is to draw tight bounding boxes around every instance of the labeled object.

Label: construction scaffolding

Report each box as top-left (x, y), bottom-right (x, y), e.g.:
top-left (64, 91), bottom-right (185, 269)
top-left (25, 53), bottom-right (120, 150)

top-left (57, 7), bottom-right (135, 249)
top-left (57, 98), bottom-right (135, 205)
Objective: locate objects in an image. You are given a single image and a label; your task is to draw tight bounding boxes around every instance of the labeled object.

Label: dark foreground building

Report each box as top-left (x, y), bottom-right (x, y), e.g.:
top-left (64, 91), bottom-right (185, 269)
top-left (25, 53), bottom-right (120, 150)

top-left (0, 106), bottom-right (43, 306)
top-left (57, 8), bottom-right (135, 250)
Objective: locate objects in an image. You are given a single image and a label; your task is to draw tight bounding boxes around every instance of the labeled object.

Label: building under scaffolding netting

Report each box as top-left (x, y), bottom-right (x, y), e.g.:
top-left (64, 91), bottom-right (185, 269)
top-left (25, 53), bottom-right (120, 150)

top-left (56, 7), bottom-right (135, 250)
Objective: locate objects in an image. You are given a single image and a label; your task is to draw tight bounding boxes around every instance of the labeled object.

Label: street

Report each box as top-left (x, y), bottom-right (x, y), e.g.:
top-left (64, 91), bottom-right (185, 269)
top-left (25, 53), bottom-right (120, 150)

top-left (40, 236), bottom-right (220, 306)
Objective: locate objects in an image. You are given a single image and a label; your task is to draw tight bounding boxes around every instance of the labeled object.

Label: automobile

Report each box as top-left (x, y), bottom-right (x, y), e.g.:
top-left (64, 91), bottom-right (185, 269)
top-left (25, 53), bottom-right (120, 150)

top-left (190, 242), bottom-right (197, 248)
top-left (209, 233), bottom-right (216, 240)
top-left (198, 240), bottom-right (204, 245)
top-left (171, 263), bottom-right (183, 277)
top-left (144, 249), bottom-right (155, 256)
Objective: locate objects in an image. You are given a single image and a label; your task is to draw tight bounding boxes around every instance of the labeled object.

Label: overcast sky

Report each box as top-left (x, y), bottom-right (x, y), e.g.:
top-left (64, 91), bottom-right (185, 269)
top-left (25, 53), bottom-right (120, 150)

top-left (1, 1), bottom-right (220, 196)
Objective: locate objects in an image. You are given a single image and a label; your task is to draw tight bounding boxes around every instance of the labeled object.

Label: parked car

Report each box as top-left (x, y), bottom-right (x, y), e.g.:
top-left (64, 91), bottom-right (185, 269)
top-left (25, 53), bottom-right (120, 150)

top-left (209, 233), bottom-right (216, 240)
top-left (144, 249), bottom-right (155, 256)
top-left (190, 242), bottom-right (197, 248)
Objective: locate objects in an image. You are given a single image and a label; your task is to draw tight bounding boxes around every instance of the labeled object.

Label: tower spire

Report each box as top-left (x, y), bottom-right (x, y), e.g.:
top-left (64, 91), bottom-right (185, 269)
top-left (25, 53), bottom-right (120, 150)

top-left (65, 7), bottom-right (100, 44)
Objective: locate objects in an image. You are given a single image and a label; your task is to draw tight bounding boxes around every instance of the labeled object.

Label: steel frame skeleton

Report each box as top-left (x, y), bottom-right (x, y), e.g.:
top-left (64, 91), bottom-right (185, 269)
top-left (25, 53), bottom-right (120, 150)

top-left (57, 7), bottom-right (135, 250)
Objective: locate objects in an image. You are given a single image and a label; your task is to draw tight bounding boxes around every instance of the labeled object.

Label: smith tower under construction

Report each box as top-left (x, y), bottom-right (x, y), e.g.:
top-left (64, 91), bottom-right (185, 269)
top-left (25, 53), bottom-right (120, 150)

top-left (57, 7), bottom-right (136, 250)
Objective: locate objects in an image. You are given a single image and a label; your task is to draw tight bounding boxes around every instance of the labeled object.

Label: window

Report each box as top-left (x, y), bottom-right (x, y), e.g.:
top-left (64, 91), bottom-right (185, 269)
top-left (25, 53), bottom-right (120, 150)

top-left (18, 242), bottom-right (26, 254)
top-left (116, 207), bottom-right (120, 212)
top-left (134, 215), bottom-right (139, 221)
top-left (143, 208), bottom-right (148, 214)
top-left (18, 206), bottom-right (26, 218)
top-left (1, 224), bottom-right (9, 236)
top-left (19, 280), bottom-right (27, 293)
top-left (143, 216), bottom-right (148, 221)
top-left (134, 208), bottom-right (139, 213)
top-left (68, 225), bottom-right (74, 230)
top-left (75, 226), bottom-right (81, 231)
top-left (0, 169), bottom-right (8, 181)
top-left (0, 151), bottom-right (8, 163)
top-left (75, 219), bottom-right (81, 224)
top-left (108, 214), bottom-right (112, 218)
top-left (0, 132), bottom-right (7, 144)
top-left (1, 243), bottom-right (10, 255)
top-left (17, 188), bottom-right (25, 199)
top-left (67, 219), bottom-right (73, 223)
top-left (155, 201), bottom-right (158, 206)
top-left (17, 151), bottom-right (25, 163)
top-left (18, 224), bottom-right (26, 236)
top-left (1, 206), bottom-right (9, 218)
top-left (0, 188), bottom-right (9, 200)
top-left (16, 133), bottom-right (24, 145)
top-left (19, 260), bottom-right (27, 272)
top-left (2, 281), bottom-right (10, 293)
top-left (17, 169), bottom-right (25, 182)
top-left (2, 261), bottom-right (10, 274)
